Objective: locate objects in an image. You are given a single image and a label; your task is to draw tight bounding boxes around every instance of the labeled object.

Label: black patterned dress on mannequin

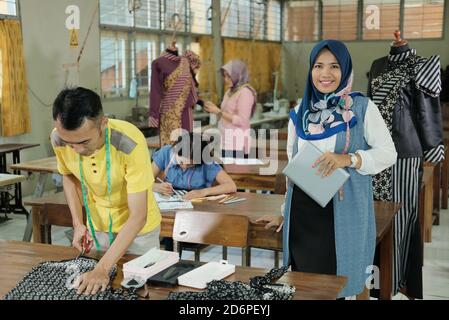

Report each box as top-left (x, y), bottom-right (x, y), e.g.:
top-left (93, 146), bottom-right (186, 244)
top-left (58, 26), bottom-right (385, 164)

top-left (367, 38), bottom-right (444, 299)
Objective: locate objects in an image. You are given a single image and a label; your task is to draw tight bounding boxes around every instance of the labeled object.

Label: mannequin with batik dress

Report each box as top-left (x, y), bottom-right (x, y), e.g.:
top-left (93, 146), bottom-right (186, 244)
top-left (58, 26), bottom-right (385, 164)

top-left (148, 42), bottom-right (201, 145)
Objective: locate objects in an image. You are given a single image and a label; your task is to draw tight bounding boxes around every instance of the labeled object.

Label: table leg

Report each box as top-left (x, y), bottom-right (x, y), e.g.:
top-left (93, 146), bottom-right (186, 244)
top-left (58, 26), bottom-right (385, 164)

top-left (22, 173), bottom-right (49, 242)
top-left (12, 151), bottom-right (24, 212)
top-left (31, 206), bottom-right (42, 243)
top-left (0, 153), bottom-right (6, 173)
top-left (442, 146), bottom-right (449, 209)
top-left (379, 224), bottom-right (393, 300)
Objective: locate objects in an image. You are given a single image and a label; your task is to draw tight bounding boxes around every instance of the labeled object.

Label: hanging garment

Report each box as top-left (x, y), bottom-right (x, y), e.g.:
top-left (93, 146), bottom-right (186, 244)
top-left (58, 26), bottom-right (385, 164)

top-left (148, 50), bottom-right (200, 146)
top-left (368, 47), bottom-right (443, 299)
top-left (4, 257), bottom-right (138, 300)
top-left (167, 266), bottom-right (295, 300)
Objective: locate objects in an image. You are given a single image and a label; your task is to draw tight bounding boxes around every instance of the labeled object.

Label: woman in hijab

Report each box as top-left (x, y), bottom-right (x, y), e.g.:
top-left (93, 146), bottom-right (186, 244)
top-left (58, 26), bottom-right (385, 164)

top-left (257, 40), bottom-right (397, 298)
top-left (204, 60), bottom-right (257, 158)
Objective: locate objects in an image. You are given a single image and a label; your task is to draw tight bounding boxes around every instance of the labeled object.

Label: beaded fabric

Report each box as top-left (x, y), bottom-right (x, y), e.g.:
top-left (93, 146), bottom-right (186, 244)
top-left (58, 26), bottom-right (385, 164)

top-left (167, 266), bottom-right (295, 300)
top-left (4, 257), bottom-right (138, 300)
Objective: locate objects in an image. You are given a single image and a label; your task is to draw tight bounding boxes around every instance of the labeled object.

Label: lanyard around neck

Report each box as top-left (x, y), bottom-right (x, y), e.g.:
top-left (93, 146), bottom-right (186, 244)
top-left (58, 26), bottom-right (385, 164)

top-left (79, 127), bottom-right (113, 251)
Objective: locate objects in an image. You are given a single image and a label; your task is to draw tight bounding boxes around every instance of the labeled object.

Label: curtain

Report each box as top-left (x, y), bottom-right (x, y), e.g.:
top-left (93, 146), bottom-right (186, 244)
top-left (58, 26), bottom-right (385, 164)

top-left (0, 19), bottom-right (31, 136)
top-left (198, 36), bottom-right (281, 104)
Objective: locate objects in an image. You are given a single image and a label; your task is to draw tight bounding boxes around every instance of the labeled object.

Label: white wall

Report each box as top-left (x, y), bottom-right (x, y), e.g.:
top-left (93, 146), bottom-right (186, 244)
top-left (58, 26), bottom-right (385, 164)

top-left (0, 0), bottom-right (101, 195)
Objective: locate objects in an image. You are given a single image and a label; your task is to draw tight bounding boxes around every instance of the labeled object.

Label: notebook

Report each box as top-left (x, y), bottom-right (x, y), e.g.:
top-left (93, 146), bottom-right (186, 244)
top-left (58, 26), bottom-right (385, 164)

top-left (282, 141), bottom-right (350, 208)
top-left (153, 192), bottom-right (194, 211)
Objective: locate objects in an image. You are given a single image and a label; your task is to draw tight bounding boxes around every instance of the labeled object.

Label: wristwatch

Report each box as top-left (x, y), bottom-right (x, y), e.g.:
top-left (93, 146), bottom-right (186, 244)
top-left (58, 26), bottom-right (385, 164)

top-left (349, 153), bottom-right (358, 168)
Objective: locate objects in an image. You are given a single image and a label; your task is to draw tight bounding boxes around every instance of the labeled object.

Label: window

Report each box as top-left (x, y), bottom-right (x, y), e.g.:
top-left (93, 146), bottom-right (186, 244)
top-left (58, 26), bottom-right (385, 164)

top-left (190, 0), bottom-right (212, 34)
top-left (284, 0), bottom-right (319, 41)
top-left (284, 0), bottom-right (445, 41)
top-left (99, 0), bottom-right (281, 97)
top-left (363, 0), bottom-right (400, 40)
top-left (135, 0), bottom-right (161, 29)
top-left (221, 0), bottom-right (281, 40)
top-left (133, 35), bottom-right (159, 91)
top-left (0, 0), bottom-right (17, 16)
top-left (404, 0), bottom-right (445, 39)
top-left (221, 0), bottom-right (251, 38)
top-left (267, 0), bottom-right (282, 41)
top-left (163, 0), bottom-right (187, 31)
top-left (100, 31), bottom-right (128, 97)
top-left (100, 0), bottom-right (133, 27)
top-left (322, 0), bottom-right (358, 41)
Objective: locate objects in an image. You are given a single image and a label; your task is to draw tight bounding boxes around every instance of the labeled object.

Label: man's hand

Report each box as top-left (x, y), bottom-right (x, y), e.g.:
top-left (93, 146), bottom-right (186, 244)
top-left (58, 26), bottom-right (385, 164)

top-left (312, 152), bottom-right (351, 177)
top-left (72, 224), bottom-right (90, 252)
top-left (255, 215), bottom-right (284, 233)
top-left (75, 264), bottom-right (110, 295)
top-left (183, 189), bottom-right (208, 200)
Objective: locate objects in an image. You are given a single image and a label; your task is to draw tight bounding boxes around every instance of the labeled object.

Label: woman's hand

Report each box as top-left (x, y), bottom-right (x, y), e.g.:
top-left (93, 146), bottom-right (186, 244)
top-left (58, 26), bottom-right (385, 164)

top-left (153, 182), bottom-right (174, 196)
top-left (204, 101), bottom-right (221, 114)
top-left (255, 215), bottom-right (284, 233)
top-left (183, 189), bottom-right (208, 200)
top-left (312, 152), bottom-right (351, 177)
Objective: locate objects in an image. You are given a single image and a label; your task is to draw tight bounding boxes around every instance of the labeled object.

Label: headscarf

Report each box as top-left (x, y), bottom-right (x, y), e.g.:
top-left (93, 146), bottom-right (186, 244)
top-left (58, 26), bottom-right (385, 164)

top-left (221, 60), bottom-right (257, 116)
top-left (290, 40), bottom-right (364, 141)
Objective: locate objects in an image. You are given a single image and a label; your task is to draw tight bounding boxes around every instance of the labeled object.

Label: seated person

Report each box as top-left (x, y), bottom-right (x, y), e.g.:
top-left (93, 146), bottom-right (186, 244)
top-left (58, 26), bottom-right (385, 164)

top-left (152, 132), bottom-right (237, 200)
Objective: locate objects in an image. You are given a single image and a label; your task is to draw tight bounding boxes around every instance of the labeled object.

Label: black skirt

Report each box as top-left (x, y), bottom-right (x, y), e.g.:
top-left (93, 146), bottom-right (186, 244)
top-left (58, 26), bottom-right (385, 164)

top-left (289, 184), bottom-right (337, 275)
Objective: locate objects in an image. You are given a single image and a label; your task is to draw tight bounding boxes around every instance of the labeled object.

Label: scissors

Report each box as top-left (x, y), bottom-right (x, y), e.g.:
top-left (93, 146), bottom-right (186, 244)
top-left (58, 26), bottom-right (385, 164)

top-left (77, 229), bottom-right (93, 259)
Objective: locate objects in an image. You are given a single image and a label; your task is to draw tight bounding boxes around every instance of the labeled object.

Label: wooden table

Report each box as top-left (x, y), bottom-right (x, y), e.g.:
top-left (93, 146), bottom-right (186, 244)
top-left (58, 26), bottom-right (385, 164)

top-left (10, 157), bottom-right (59, 242)
top-left (224, 160), bottom-right (288, 194)
top-left (0, 174), bottom-right (26, 221)
top-left (0, 240), bottom-right (347, 300)
top-left (147, 135), bottom-right (287, 151)
top-left (25, 192), bottom-right (400, 299)
top-left (13, 156), bottom-right (288, 197)
top-left (0, 143), bottom-right (39, 216)
top-left (0, 173), bottom-right (26, 187)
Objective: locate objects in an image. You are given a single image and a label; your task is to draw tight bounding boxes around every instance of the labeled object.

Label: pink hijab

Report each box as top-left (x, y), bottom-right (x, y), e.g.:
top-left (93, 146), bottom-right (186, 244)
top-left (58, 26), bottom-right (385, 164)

top-left (221, 60), bottom-right (257, 116)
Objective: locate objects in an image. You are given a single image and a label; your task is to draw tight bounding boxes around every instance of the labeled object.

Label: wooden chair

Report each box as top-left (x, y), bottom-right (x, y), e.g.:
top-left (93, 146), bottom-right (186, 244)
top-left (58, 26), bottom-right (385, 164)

top-left (41, 203), bottom-right (85, 244)
top-left (173, 211), bottom-right (250, 266)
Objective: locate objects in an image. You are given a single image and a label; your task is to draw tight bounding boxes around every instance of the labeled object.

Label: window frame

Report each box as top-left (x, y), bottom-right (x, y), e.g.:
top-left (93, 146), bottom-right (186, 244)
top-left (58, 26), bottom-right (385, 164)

top-left (0, 0), bottom-right (20, 19)
top-left (283, 0), bottom-right (446, 43)
top-left (100, 0), bottom-right (282, 99)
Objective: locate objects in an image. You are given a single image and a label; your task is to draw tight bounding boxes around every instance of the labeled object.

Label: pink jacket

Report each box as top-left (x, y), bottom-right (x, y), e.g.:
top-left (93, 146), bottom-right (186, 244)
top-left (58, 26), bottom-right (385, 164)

top-left (218, 87), bottom-right (255, 154)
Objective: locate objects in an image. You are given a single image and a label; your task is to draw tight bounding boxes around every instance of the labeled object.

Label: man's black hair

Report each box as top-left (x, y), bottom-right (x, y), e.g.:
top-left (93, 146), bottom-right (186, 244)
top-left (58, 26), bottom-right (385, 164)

top-left (53, 87), bottom-right (103, 130)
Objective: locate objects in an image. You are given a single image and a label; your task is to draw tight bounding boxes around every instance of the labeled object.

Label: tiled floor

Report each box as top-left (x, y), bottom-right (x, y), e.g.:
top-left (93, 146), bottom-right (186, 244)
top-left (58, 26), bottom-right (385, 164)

top-left (1, 190), bottom-right (448, 300)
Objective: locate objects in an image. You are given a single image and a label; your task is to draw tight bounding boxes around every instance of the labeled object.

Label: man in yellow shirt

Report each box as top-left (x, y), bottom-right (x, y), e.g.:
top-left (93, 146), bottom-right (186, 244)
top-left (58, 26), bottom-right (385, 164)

top-left (51, 87), bottom-right (161, 295)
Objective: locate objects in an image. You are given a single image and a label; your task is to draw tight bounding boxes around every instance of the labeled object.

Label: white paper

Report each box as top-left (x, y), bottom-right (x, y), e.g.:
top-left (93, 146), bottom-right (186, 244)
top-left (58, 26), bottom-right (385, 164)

top-left (157, 201), bottom-right (194, 211)
top-left (220, 157), bottom-right (236, 165)
top-left (234, 158), bottom-right (266, 165)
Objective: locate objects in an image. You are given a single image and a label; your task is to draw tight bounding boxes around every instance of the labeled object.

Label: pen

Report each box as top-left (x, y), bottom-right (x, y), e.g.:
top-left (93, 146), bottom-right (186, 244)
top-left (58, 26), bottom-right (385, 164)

top-left (223, 198), bottom-right (246, 205)
top-left (218, 195), bottom-right (234, 204)
top-left (156, 177), bottom-right (181, 196)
